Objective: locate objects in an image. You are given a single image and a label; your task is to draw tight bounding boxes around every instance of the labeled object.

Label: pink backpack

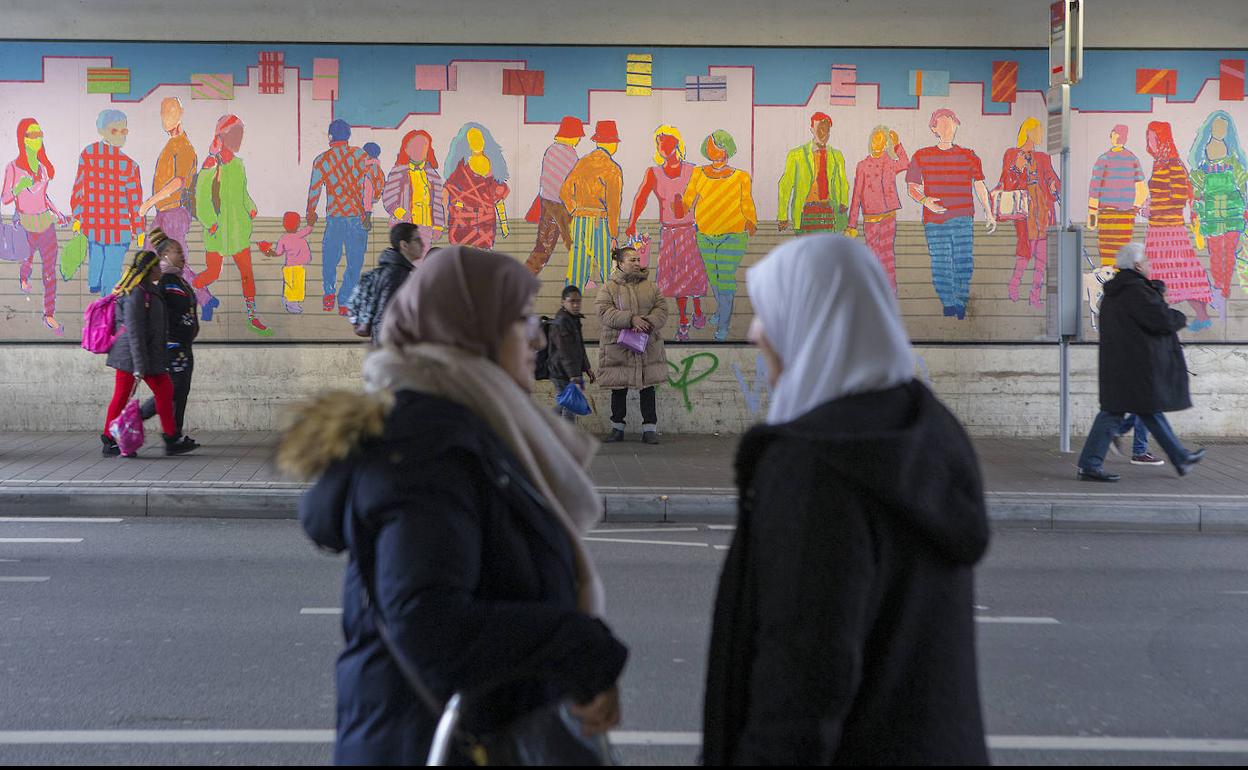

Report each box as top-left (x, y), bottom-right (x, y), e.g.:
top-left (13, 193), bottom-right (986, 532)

top-left (82, 294), bottom-right (121, 354)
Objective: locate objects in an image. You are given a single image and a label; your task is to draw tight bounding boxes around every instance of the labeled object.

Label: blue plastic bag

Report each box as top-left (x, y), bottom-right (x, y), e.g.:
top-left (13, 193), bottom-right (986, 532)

top-left (556, 382), bottom-right (591, 416)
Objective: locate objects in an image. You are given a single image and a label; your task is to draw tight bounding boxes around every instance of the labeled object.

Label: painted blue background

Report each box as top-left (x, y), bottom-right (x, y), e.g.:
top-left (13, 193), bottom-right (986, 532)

top-left (5, 43), bottom-right (1239, 127)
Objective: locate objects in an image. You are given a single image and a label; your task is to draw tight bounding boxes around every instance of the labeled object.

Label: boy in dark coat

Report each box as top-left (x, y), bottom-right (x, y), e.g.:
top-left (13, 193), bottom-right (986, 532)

top-left (548, 285), bottom-right (595, 420)
top-left (1076, 242), bottom-right (1206, 481)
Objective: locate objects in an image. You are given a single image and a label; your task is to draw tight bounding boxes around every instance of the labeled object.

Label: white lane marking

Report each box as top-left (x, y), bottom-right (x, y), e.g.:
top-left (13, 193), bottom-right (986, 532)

top-left (1220, 590), bottom-right (1248, 595)
top-left (589, 527), bottom-right (700, 534)
top-left (713, 545), bottom-right (730, 551)
top-left (976, 616), bottom-right (1061, 625)
top-left (0, 559), bottom-right (19, 563)
top-left (0, 730), bottom-right (335, 745)
top-left (988, 735), bottom-right (1248, 753)
top-left (0, 517), bottom-right (122, 523)
top-left (584, 537), bottom-right (708, 548)
top-left (300, 608), bottom-right (343, 615)
top-left (0, 538), bottom-right (82, 543)
top-left (0, 577), bottom-right (49, 583)
top-left (706, 524), bottom-right (736, 530)
top-left (0, 731), bottom-right (1245, 753)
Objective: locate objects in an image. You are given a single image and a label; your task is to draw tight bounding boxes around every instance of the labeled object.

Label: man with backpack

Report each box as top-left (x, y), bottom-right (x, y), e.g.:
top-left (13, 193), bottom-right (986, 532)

top-left (540, 285), bottom-right (596, 420)
top-left (348, 223), bottom-right (422, 344)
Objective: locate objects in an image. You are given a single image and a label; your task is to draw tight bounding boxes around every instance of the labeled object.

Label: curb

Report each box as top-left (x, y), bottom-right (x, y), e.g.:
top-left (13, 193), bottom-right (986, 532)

top-left (2, 486), bottom-right (1247, 532)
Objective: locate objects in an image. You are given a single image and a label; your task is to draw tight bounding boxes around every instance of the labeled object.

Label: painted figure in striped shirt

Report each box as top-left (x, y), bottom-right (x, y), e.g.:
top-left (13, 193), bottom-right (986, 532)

top-left (1189, 111), bottom-right (1247, 306)
top-left (906, 108), bottom-right (997, 320)
top-left (72, 109), bottom-right (145, 296)
top-left (626, 125), bottom-right (708, 340)
top-left (682, 130), bottom-right (756, 342)
top-left (3, 118), bottom-right (70, 334)
top-left (1143, 121), bottom-right (1213, 332)
top-left (1087, 125), bottom-right (1147, 267)
top-left (443, 122), bottom-right (510, 250)
top-left (382, 129), bottom-right (445, 258)
top-left (524, 116), bottom-right (582, 275)
top-left (998, 118), bottom-right (1060, 308)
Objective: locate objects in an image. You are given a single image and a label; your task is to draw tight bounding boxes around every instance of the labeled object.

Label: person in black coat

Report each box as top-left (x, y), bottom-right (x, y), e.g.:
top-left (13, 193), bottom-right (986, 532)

top-left (703, 234), bottom-right (990, 766)
top-left (348, 222), bottom-right (421, 344)
top-left (548, 285), bottom-right (596, 420)
top-left (1076, 242), bottom-right (1206, 481)
top-left (281, 245), bottom-right (627, 765)
top-left (100, 249), bottom-right (195, 458)
top-left (138, 231), bottom-right (200, 451)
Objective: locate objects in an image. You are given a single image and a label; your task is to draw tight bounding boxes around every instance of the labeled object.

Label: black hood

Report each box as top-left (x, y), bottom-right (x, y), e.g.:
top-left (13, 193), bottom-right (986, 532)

top-left (1103, 267), bottom-right (1153, 298)
top-left (739, 380), bottom-right (988, 565)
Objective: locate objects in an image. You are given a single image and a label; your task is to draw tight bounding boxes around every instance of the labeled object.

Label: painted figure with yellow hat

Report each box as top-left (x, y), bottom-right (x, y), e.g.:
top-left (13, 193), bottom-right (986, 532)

top-left (525, 116), bottom-right (583, 274)
top-left (561, 119), bottom-right (623, 290)
top-left (443, 122), bottom-right (510, 248)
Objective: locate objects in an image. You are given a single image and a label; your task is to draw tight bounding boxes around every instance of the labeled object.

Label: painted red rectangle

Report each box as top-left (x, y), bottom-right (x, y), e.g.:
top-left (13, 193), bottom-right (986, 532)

top-left (992, 61), bottom-right (1018, 103)
top-left (1221, 59), bottom-right (1245, 101)
top-left (1135, 69), bottom-right (1177, 96)
top-left (502, 69), bottom-right (544, 97)
top-left (259, 51), bottom-right (285, 94)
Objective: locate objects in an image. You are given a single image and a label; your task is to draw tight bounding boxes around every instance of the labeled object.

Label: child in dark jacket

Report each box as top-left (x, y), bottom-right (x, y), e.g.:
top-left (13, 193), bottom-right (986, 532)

top-left (548, 285), bottom-right (595, 420)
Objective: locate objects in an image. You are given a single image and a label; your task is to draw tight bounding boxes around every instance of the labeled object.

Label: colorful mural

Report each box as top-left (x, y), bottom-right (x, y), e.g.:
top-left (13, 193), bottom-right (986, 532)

top-left (4, 44), bottom-right (1248, 343)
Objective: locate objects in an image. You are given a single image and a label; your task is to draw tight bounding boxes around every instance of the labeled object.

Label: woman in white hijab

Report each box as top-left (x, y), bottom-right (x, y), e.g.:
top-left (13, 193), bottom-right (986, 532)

top-left (702, 234), bottom-right (991, 766)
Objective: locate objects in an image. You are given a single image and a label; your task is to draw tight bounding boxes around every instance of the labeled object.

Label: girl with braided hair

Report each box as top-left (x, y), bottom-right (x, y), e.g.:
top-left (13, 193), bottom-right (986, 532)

top-left (100, 249), bottom-right (196, 457)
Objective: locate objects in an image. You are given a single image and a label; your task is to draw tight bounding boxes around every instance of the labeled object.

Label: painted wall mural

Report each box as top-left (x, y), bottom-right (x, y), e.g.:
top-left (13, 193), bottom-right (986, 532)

top-left (5, 44), bottom-right (1248, 344)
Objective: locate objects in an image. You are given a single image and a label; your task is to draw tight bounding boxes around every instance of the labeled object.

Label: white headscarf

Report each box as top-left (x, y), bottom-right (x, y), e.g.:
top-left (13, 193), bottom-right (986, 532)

top-left (747, 234), bottom-right (916, 425)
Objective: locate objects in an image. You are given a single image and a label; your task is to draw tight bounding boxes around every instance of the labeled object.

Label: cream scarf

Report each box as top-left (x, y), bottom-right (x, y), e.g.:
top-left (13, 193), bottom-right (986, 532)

top-left (362, 343), bottom-right (605, 615)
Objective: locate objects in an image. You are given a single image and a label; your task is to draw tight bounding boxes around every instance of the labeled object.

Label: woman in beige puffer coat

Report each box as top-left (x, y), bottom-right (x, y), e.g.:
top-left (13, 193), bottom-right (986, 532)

top-left (596, 246), bottom-right (669, 444)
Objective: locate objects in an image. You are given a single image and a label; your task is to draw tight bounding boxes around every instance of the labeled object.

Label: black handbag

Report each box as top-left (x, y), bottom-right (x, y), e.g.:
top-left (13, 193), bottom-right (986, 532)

top-left (349, 470), bottom-right (616, 767)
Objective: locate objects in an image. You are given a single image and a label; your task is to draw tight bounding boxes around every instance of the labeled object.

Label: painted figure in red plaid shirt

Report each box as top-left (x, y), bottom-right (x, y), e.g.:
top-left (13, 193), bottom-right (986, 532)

top-left (307, 119), bottom-right (383, 316)
top-left (72, 109), bottom-right (145, 295)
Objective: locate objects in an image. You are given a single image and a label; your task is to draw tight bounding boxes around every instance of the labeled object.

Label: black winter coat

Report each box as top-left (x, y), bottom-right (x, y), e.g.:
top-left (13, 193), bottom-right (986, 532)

top-left (105, 283), bottom-right (167, 376)
top-left (1098, 268), bottom-right (1191, 414)
top-left (300, 391), bottom-right (627, 766)
top-left (703, 380), bottom-right (990, 766)
top-left (548, 309), bottom-right (592, 381)
top-left (352, 248), bottom-right (413, 344)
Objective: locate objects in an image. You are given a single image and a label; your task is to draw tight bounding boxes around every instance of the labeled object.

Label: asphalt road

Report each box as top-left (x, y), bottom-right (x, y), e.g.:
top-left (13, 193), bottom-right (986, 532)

top-left (1, 516), bottom-right (1246, 765)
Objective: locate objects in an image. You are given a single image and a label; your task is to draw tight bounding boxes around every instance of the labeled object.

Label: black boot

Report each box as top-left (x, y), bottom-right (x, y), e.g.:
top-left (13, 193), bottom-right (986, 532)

top-left (101, 432), bottom-right (120, 457)
top-left (164, 433), bottom-right (198, 456)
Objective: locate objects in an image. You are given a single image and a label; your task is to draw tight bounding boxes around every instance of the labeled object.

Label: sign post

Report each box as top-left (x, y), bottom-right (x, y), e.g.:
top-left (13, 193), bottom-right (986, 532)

top-left (1050, 0), bottom-right (1084, 453)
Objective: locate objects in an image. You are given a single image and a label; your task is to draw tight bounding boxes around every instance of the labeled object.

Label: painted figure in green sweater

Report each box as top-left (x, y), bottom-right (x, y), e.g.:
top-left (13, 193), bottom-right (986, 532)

top-left (192, 114), bottom-right (270, 336)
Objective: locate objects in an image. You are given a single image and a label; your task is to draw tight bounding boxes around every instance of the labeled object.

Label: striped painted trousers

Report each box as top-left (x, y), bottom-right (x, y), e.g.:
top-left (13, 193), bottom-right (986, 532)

top-left (924, 216), bottom-right (975, 309)
top-left (567, 215), bottom-right (611, 289)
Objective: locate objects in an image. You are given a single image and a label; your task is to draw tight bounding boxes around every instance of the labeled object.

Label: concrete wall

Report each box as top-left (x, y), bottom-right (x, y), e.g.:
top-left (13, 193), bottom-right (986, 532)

top-left (7, 0), bottom-right (1248, 48)
top-left (5, 342), bottom-right (1247, 438)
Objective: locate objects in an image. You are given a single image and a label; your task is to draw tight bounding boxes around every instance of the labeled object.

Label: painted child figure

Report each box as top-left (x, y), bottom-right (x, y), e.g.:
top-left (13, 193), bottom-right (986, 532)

top-left (262, 211), bottom-right (315, 314)
top-left (361, 142), bottom-right (383, 229)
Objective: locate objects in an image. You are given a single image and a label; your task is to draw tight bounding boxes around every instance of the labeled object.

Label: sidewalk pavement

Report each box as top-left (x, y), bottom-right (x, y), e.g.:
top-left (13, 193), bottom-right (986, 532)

top-left (1, 432), bottom-right (1246, 532)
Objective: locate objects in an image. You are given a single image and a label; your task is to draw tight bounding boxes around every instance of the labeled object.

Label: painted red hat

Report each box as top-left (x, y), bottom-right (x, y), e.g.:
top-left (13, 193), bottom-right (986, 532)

top-left (591, 119), bottom-right (621, 144)
top-left (556, 116), bottom-right (585, 139)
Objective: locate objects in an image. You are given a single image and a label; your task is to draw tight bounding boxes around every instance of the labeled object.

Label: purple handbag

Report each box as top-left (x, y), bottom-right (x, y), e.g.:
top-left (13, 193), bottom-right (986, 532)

top-left (0, 216), bottom-right (31, 263)
top-left (108, 384), bottom-right (145, 457)
top-left (617, 328), bottom-right (649, 354)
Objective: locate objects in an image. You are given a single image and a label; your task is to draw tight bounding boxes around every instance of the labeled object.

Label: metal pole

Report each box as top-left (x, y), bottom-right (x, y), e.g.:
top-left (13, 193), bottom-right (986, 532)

top-left (1059, 129), bottom-right (1072, 453)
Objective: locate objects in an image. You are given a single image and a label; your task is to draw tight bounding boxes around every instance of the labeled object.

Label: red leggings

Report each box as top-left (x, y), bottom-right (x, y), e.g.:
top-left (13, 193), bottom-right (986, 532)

top-left (106, 370), bottom-right (176, 437)
top-left (194, 248), bottom-right (256, 301)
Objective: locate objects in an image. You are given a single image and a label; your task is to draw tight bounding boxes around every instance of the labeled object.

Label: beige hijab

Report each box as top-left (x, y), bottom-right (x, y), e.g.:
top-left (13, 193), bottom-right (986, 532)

top-left (367, 246), bottom-right (606, 614)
